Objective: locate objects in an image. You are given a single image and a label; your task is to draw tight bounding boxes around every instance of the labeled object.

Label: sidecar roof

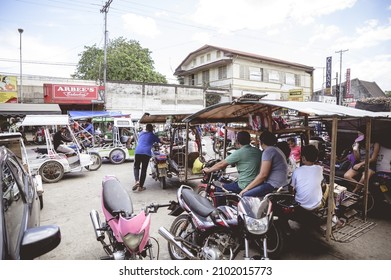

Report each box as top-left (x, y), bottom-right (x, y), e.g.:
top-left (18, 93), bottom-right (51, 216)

top-left (22, 114), bottom-right (70, 126)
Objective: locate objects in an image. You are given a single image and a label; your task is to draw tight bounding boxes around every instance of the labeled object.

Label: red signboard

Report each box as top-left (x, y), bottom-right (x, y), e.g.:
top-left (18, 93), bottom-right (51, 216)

top-left (345, 68), bottom-right (352, 98)
top-left (44, 83), bottom-right (103, 104)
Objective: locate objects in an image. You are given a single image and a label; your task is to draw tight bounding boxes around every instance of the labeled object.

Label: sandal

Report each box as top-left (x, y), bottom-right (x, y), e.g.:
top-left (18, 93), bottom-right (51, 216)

top-left (132, 182), bottom-right (140, 191)
top-left (138, 186), bottom-right (146, 192)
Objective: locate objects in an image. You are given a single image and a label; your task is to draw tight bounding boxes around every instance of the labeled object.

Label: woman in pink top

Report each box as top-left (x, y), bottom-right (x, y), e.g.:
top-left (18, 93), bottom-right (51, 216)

top-left (287, 137), bottom-right (301, 163)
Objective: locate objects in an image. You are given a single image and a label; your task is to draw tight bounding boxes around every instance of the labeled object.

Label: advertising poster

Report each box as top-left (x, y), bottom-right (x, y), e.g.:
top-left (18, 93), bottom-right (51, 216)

top-left (0, 75), bottom-right (18, 103)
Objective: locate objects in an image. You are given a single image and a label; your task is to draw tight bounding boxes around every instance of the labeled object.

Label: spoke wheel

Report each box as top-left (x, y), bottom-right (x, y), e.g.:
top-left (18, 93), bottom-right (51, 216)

top-left (39, 160), bottom-right (64, 183)
top-left (85, 152), bottom-right (102, 171)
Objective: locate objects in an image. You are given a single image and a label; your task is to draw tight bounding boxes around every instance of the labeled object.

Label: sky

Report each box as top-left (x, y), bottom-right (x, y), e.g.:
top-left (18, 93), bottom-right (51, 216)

top-left (1, 0), bottom-right (391, 92)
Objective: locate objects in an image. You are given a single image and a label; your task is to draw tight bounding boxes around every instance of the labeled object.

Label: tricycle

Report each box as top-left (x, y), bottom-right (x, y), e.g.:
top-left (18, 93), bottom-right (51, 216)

top-left (22, 115), bottom-right (102, 183)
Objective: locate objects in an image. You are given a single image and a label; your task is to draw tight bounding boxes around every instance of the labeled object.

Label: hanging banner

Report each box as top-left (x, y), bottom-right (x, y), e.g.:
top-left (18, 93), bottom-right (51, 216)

top-left (345, 68), bottom-right (351, 98)
top-left (0, 75), bottom-right (18, 103)
top-left (325, 56), bottom-right (332, 95)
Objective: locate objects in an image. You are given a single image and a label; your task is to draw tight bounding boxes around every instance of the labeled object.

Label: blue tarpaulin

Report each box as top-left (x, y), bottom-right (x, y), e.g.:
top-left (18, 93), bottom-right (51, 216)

top-left (68, 111), bottom-right (129, 120)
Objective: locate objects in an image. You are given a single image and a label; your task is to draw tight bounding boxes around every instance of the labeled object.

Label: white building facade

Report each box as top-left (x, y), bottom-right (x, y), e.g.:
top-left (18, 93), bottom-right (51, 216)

top-left (174, 45), bottom-right (314, 101)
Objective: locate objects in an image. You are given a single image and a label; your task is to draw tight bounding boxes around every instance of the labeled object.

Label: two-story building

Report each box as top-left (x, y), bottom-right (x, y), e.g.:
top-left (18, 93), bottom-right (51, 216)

top-left (174, 45), bottom-right (314, 101)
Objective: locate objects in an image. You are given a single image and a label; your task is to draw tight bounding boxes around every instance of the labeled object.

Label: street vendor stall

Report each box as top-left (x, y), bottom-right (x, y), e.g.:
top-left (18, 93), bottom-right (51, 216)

top-left (183, 97), bottom-right (391, 241)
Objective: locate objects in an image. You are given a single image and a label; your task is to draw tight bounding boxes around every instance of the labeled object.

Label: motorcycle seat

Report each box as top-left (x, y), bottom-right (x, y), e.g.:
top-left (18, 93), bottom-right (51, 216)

top-left (102, 179), bottom-right (133, 217)
top-left (182, 188), bottom-right (215, 217)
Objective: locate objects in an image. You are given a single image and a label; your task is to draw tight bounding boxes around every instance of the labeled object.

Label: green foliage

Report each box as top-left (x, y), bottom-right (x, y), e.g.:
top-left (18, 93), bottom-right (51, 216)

top-left (385, 91), bottom-right (391, 97)
top-left (72, 37), bottom-right (167, 83)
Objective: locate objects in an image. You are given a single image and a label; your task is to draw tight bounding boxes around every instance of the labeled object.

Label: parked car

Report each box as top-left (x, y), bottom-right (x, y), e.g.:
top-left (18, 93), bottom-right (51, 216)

top-left (0, 145), bottom-right (61, 259)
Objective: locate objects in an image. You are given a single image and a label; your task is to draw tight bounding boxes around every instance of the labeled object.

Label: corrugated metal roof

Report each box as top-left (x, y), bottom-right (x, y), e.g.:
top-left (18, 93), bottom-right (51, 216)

top-left (139, 112), bottom-right (193, 124)
top-left (183, 100), bottom-right (391, 124)
top-left (22, 115), bottom-right (69, 126)
top-left (0, 103), bottom-right (61, 117)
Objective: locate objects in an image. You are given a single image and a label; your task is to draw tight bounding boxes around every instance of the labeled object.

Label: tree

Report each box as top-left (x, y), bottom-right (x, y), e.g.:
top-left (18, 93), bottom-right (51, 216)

top-left (72, 37), bottom-right (167, 83)
top-left (385, 90), bottom-right (391, 97)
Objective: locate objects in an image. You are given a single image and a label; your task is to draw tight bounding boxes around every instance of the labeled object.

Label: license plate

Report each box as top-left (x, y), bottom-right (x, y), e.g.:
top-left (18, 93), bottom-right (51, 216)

top-left (158, 163), bottom-right (167, 168)
top-left (380, 184), bottom-right (388, 193)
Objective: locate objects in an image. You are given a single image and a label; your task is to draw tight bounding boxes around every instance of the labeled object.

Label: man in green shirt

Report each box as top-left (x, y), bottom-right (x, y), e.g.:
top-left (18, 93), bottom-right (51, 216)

top-left (203, 131), bottom-right (262, 193)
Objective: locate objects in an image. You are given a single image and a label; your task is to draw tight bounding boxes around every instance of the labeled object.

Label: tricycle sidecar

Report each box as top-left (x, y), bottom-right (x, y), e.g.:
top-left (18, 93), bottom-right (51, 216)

top-left (22, 115), bottom-right (102, 183)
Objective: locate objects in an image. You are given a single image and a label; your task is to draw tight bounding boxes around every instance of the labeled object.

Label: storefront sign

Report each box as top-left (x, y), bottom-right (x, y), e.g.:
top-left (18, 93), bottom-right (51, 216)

top-left (44, 83), bottom-right (103, 104)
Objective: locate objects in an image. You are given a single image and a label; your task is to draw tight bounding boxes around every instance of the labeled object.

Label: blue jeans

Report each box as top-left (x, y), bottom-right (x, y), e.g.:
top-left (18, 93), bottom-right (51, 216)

top-left (243, 182), bottom-right (274, 197)
top-left (214, 181), bottom-right (242, 206)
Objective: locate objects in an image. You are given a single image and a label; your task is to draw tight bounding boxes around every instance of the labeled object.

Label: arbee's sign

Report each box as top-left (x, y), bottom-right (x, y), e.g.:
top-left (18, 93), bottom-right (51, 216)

top-left (44, 83), bottom-right (103, 104)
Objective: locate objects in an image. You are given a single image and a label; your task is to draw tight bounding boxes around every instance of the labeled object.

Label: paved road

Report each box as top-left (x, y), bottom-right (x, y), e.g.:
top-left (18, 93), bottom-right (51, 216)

top-left (37, 152), bottom-right (391, 260)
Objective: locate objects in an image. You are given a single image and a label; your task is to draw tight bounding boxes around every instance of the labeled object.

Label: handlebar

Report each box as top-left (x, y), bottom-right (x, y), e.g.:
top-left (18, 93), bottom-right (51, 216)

top-left (146, 201), bottom-right (176, 213)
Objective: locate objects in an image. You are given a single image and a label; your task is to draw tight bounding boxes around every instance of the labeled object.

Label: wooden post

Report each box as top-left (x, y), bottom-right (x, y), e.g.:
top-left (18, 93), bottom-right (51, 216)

top-left (326, 116), bottom-right (338, 241)
top-left (363, 118), bottom-right (371, 221)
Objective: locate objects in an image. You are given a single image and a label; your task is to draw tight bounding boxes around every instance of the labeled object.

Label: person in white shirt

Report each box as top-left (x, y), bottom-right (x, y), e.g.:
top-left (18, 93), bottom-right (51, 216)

top-left (291, 145), bottom-right (323, 211)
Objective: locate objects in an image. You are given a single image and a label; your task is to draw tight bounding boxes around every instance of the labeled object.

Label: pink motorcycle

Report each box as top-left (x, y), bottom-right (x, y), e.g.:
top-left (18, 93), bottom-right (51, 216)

top-left (90, 175), bottom-right (172, 260)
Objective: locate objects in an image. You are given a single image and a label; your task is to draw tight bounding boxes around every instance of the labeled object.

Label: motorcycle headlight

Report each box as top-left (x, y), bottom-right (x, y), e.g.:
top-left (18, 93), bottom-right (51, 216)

top-left (244, 215), bottom-right (269, 235)
top-left (121, 230), bottom-right (145, 251)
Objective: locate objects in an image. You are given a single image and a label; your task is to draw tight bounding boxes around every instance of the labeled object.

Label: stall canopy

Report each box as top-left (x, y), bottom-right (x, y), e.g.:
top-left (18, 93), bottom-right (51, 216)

top-left (182, 99), bottom-right (391, 124)
top-left (139, 112), bottom-right (193, 124)
top-left (0, 103), bottom-right (61, 117)
top-left (22, 114), bottom-right (69, 126)
top-left (68, 110), bottom-right (129, 120)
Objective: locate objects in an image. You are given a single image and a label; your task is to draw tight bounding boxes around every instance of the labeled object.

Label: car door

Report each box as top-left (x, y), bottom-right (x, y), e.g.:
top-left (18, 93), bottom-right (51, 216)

top-left (1, 150), bottom-right (39, 259)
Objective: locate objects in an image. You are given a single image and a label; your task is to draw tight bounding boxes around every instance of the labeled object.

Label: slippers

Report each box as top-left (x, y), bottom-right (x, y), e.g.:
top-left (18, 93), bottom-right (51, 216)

top-left (332, 216), bottom-right (346, 228)
top-left (138, 186), bottom-right (146, 192)
top-left (132, 182), bottom-right (140, 191)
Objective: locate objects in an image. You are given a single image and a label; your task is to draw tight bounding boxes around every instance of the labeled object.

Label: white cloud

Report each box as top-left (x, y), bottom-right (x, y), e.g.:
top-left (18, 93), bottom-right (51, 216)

top-left (351, 54), bottom-right (391, 91)
top-left (122, 13), bottom-right (159, 38)
top-left (190, 0), bottom-right (357, 33)
top-left (333, 19), bottom-right (391, 50)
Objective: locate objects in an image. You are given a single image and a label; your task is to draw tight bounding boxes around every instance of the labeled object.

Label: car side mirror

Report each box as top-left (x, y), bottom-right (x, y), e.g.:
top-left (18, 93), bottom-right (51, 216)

top-left (20, 225), bottom-right (61, 259)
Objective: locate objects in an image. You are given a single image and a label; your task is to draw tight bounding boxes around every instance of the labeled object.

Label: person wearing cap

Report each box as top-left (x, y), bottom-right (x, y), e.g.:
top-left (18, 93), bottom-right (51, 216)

top-left (53, 126), bottom-right (75, 156)
top-left (132, 123), bottom-right (163, 192)
top-left (203, 130), bottom-right (262, 195)
top-left (240, 130), bottom-right (288, 197)
top-left (344, 126), bottom-right (380, 193)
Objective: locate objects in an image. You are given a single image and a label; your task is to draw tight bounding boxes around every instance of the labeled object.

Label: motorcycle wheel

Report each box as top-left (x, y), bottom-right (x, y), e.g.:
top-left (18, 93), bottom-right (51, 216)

top-left (39, 160), bottom-right (64, 183)
top-left (160, 176), bottom-right (167, 189)
top-left (109, 148), bottom-right (126, 164)
top-left (212, 139), bottom-right (223, 156)
top-left (168, 214), bottom-right (196, 260)
top-left (85, 152), bottom-right (102, 171)
top-left (254, 222), bottom-right (284, 259)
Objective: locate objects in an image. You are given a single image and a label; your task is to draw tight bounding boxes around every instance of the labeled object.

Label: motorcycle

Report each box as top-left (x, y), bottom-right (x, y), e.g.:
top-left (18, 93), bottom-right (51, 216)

top-left (197, 165), bottom-right (292, 259)
top-left (90, 175), bottom-right (172, 260)
top-left (158, 185), bottom-right (278, 260)
top-left (149, 142), bottom-right (171, 189)
top-left (370, 171), bottom-right (391, 208)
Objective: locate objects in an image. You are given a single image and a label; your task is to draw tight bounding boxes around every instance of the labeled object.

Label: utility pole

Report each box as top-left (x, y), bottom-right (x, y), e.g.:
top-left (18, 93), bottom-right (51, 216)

top-left (335, 49), bottom-right (349, 105)
top-left (100, 0), bottom-right (113, 109)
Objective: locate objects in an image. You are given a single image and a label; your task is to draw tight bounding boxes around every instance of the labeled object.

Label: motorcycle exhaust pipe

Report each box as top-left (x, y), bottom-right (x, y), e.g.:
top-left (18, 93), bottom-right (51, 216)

top-left (90, 209), bottom-right (105, 241)
top-left (158, 227), bottom-right (198, 260)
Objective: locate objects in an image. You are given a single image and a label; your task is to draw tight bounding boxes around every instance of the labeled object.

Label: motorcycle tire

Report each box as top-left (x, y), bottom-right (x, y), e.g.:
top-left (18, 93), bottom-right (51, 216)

top-left (160, 176), bottom-right (167, 189)
top-left (212, 139), bottom-right (223, 156)
top-left (39, 194), bottom-right (44, 210)
top-left (85, 152), bottom-right (102, 171)
top-left (39, 160), bottom-right (64, 183)
top-left (254, 221), bottom-right (284, 259)
top-left (168, 214), bottom-right (195, 260)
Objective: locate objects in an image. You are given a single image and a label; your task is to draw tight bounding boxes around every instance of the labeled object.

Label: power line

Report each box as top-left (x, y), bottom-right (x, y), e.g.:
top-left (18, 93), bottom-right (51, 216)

top-left (0, 58), bottom-right (77, 66)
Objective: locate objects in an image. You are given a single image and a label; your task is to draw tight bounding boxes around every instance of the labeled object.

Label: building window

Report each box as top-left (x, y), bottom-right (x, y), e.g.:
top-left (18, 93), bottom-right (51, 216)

top-left (202, 70), bottom-right (210, 85)
top-left (218, 66), bottom-right (227, 80)
top-left (200, 55), bottom-right (205, 64)
top-left (190, 74), bottom-right (196, 86)
top-left (249, 67), bottom-right (263, 81)
top-left (268, 70), bottom-right (280, 82)
top-left (216, 50), bottom-right (221, 58)
top-left (285, 73), bottom-right (295, 85)
top-left (295, 74), bottom-right (301, 86)
top-left (192, 59), bottom-right (196, 67)
top-left (206, 53), bottom-right (211, 61)
top-left (239, 65), bottom-right (249, 79)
